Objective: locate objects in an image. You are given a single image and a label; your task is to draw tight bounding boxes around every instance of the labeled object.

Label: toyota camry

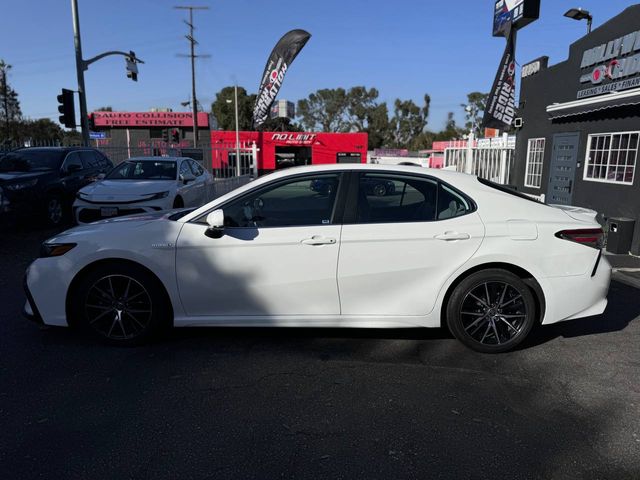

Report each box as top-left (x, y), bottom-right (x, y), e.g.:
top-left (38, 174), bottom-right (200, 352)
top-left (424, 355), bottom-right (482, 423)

top-left (23, 164), bottom-right (611, 353)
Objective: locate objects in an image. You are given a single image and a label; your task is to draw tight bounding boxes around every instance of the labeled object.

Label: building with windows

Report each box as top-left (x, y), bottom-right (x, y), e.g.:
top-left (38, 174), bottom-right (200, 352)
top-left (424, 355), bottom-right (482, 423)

top-left (515, 5), bottom-right (640, 254)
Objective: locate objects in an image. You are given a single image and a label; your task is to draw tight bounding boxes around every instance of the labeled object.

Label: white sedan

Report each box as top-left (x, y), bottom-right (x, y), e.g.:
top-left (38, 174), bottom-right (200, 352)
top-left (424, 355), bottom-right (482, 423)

top-left (73, 156), bottom-right (213, 224)
top-left (24, 164), bottom-right (611, 353)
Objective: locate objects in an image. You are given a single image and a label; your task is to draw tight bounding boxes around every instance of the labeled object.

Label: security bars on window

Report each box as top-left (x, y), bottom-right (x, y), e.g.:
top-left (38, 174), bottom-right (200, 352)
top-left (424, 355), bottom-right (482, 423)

top-left (524, 138), bottom-right (545, 188)
top-left (584, 132), bottom-right (638, 185)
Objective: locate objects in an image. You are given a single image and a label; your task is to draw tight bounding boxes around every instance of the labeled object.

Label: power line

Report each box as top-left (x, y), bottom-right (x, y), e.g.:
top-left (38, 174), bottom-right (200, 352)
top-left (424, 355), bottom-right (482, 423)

top-left (174, 5), bottom-right (210, 146)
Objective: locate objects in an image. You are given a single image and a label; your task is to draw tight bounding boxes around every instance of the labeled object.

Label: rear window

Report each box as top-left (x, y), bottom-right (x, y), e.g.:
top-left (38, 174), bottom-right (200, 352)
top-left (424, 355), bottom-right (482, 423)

top-left (477, 177), bottom-right (544, 204)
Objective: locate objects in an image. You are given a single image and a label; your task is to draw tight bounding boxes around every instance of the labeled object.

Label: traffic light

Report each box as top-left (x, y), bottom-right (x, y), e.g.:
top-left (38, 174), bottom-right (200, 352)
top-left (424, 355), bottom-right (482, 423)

top-left (57, 89), bottom-right (76, 128)
top-left (162, 129), bottom-right (169, 143)
top-left (170, 129), bottom-right (180, 143)
top-left (126, 51), bottom-right (138, 82)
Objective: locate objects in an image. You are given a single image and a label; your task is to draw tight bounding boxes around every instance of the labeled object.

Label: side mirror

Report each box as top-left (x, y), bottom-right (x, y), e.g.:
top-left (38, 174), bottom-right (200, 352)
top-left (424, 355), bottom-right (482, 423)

top-left (205, 209), bottom-right (225, 238)
top-left (97, 173), bottom-right (106, 180)
top-left (180, 172), bottom-right (196, 184)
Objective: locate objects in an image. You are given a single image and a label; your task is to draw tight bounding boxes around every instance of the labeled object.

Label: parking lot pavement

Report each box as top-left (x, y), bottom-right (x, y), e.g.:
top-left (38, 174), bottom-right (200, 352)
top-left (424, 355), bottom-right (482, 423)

top-left (1, 227), bottom-right (639, 480)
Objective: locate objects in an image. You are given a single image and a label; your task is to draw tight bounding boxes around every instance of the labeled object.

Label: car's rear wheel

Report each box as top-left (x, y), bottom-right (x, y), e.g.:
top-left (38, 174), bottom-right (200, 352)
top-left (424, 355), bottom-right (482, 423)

top-left (70, 263), bottom-right (170, 346)
top-left (446, 269), bottom-right (536, 353)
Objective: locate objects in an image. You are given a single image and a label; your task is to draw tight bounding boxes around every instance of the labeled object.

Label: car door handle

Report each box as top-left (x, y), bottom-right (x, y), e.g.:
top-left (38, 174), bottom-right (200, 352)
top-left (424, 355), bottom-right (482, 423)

top-left (434, 231), bottom-right (471, 241)
top-left (301, 236), bottom-right (337, 246)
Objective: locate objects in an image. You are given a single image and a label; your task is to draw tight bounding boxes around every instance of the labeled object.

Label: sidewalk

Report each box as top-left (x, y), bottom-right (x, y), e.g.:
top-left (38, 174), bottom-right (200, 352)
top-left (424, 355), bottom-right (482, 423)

top-left (605, 251), bottom-right (640, 289)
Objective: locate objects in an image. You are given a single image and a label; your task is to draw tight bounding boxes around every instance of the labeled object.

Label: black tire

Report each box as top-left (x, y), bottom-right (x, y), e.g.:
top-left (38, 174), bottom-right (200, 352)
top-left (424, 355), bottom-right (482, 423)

top-left (446, 269), bottom-right (536, 353)
top-left (44, 193), bottom-right (65, 226)
top-left (173, 196), bottom-right (184, 209)
top-left (69, 262), bottom-right (171, 346)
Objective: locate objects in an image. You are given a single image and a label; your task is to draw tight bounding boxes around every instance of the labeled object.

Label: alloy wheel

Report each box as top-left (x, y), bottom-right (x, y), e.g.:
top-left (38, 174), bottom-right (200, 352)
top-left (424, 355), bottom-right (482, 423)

top-left (84, 274), bottom-right (153, 340)
top-left (459, 281), bottom-right (528, 346)
top-left (47, 198), bottom-right (63, 224)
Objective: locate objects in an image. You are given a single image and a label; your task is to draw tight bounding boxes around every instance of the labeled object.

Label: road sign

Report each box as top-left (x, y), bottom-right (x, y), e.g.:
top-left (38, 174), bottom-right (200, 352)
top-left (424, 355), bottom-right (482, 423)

top-left (89, 131), bottom-right (106, 139)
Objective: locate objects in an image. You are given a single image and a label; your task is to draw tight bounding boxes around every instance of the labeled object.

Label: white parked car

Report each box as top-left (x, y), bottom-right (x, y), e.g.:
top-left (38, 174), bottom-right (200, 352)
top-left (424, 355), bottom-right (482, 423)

top-left (25, 164), bottom-right (611, 353)
top-left (73, 156), bottom-right (213, 224)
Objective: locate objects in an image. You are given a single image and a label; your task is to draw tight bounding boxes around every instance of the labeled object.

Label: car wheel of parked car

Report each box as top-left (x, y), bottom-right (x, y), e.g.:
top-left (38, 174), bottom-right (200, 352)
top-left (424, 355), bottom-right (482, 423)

top-left (373, 184), bottom-right (387, 197)
top-left (173, 196), bottom-right (184, 208)
top-left (45, 194), bottom-right (65, 226)
top-left (70, 263), bottom-right (170, 346)
top-left (446, 269), bottom-right (536, 353)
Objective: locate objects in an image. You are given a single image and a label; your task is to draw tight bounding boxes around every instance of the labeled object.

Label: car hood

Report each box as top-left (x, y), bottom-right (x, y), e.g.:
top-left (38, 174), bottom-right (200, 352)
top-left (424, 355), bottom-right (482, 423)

top-left (0, 170), bottom-right (50, 183)
top-left (49, 209), bottom-right (177, 240)
top-left (78, 179), bottom-right (176, 200)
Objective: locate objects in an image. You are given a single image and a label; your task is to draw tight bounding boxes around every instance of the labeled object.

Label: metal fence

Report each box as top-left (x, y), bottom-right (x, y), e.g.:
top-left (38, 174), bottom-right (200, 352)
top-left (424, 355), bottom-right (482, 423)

top-left (444, 133), bottom-right (515, 185)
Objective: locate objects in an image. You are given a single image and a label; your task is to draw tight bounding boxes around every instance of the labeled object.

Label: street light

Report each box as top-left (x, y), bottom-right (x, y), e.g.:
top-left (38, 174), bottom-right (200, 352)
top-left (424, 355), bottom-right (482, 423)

top-left (226, 85), bottom-right (241, 176)
top-left (564, 8), bottom-right (593, 34)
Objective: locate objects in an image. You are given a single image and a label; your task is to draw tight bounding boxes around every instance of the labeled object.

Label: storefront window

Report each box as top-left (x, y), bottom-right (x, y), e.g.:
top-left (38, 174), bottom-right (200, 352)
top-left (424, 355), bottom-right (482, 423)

top-left (585, 132), bottom-right (638, 185)
top-left (524, 138), bottom-right (545, 188)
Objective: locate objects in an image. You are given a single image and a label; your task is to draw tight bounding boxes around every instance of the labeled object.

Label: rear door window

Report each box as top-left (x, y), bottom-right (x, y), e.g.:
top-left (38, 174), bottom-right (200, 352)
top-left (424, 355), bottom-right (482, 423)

top-left (354, 173), bottom-right (473, 224)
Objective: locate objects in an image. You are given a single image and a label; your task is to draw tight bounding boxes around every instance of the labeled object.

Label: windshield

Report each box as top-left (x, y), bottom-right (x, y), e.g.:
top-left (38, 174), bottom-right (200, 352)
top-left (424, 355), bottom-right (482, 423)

top-left (0, 150), bottom-right (65, 172)
top-left (105, 160), bottom-right (177, 180)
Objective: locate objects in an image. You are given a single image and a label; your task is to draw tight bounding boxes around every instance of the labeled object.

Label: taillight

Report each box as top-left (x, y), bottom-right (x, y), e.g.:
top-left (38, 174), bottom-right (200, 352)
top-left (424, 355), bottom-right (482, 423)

top-left (555, 228), bottom-right (604, 249)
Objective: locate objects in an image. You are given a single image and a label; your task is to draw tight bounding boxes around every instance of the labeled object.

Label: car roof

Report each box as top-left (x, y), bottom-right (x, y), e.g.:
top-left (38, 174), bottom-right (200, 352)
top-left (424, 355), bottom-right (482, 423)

top-left (125, 156), bottom-right (184, 162)
top-left (15, 146), bottom-right (97, 152)
top-left (256, 163), bottom-right (480, 188)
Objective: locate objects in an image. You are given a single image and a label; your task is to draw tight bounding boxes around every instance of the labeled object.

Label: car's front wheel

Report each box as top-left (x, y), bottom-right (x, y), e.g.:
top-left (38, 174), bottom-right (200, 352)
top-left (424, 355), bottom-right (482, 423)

top-left (446, 269), bottom-right (536, 353)
top-left (70, 263), bottom-right (171, 346)
top-left (45, 194), bottom-right (65, 226)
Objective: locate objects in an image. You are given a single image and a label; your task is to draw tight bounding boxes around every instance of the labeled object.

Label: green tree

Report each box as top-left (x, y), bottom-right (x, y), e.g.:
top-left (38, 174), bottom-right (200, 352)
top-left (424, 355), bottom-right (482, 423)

top-left (296, 88), bottom-right (349, 132)
top-left (19, 118), bottom-right (64, 143)
top-left (461, 92), bottom-right (488, 137)
top-left (433, 112), bottom-right (464, 142)
top-left (0, 60), bottom-right (22, 141)
top-left (259, 116), bottom-right (303, 132)
top-left (345, 86), bottom-right (390, 150)
top-left (211, 86), bottom-right (256, 131)
top-left (95, 106), bottom-right (113, 112)
top-left (388, 94), bottom-right (430, 148)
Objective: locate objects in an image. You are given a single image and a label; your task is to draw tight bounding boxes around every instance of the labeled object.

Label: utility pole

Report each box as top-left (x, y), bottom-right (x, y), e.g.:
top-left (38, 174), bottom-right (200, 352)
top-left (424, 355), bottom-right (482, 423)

top-left (0, 62), bottom-right (10, 134)
top-left (70, 0), bottom-right (143, 146)
top-left (175, 5), bottom-right (210, 148)
top-left (234, 84), bottom-right (240, 176)
top-left (71, 0), bottom-right (89, 146)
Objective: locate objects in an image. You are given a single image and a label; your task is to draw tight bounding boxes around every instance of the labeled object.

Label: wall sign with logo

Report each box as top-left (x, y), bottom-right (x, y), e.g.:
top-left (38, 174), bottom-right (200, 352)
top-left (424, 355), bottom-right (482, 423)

top-left (578, 30), bottom-right (640, 99)
top-left (270, 133), bottom-right (317, 145)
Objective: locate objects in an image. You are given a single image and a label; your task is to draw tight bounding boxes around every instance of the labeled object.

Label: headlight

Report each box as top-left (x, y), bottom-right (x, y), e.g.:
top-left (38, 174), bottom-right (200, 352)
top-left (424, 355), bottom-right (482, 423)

top-left (146, 191), bottom-right (170, 200)
top-left (39, 243), bottom-right (77, 258)
top-left (6, 179), bottom-right (38, 191)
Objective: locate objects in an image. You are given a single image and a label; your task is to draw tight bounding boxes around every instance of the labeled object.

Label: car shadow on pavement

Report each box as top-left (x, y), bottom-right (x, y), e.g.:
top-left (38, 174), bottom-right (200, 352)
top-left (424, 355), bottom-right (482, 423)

top-left (519, 280), bottom-right (640, 350)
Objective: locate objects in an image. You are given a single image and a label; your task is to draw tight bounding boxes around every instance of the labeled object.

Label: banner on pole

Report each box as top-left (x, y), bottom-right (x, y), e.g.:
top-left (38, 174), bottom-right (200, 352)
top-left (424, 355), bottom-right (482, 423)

top-left (252, 29), bottom-right (311, 129)
top-left (483, 27), bottom-right (517, 130)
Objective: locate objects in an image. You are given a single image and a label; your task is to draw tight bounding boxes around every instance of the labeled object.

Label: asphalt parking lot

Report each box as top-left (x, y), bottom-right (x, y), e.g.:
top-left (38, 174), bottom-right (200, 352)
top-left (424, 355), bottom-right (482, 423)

top-left (1, 225), bottom-right (639, 480)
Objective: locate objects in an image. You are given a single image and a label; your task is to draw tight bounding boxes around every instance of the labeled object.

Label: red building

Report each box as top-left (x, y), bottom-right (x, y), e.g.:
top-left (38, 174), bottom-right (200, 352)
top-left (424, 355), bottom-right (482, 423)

top-left (211, 131), bottom-right (368, 175)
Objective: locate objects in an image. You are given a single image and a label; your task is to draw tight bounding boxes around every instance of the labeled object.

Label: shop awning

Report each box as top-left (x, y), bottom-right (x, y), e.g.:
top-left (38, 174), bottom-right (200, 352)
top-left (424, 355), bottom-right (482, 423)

top-left (546, 87), bottom-right (640, 120)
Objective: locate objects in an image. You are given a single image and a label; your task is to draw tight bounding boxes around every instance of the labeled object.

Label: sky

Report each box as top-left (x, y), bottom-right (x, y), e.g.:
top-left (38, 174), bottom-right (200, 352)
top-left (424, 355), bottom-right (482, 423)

top-left (0, 0), bottom-right (636, 130)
